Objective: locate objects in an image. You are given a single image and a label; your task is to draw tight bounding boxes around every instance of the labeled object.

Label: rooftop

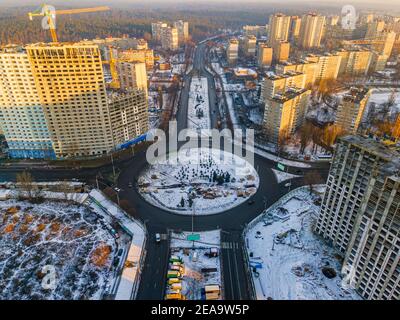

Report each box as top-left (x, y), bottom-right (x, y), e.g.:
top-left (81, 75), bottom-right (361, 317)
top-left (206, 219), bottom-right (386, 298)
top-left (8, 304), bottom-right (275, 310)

top-left (342, 87), bottom-right (370, 103)
top-left (340, 135), bottom-right (400, 168)
top-left (271, 88), bottom-right (310, 103)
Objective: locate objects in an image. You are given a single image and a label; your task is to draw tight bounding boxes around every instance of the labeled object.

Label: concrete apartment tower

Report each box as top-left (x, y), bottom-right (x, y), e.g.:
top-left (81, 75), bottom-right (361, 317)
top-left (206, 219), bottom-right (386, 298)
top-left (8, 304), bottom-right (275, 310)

top-left (299, 13), bottom-right (326, 49)
top-left (227, 38), bottom-right (239, 65)
top-left (117, 61), bottom-right (148, 92)
top-left (305, 53), bottom-right (342, 83)
top-left (25, 43), bottom-right (114, 158)
top-left (0, 45), bottom-right (55, 159)
top-left (268, 13), bottom-right (291, 47)
top-left (262, 71), bottom-right (310, 145)
top-left (161, 27), bottom-right (179, 51)
top-left (173, 20), bottom-right (189, 45)
top-left (334, 87), bottom-right (371, 134)
top-left (151, 21), bottom-right (168, 42)
top-left (316, 135), bottom-right (400, 300)
top-left (257, 43), bottom-right (273, 67)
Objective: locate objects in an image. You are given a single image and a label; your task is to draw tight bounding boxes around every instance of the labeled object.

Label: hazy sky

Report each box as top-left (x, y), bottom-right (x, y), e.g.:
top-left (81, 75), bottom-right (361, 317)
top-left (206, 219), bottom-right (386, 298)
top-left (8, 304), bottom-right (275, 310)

top-left (1, 0), bottom-right (399, 10)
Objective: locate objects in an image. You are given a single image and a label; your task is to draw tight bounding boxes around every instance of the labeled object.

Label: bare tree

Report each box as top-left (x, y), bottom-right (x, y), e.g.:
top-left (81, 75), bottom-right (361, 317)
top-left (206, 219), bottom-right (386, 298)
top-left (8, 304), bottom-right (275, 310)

top-left (16, 171), bottom-right (35, 200)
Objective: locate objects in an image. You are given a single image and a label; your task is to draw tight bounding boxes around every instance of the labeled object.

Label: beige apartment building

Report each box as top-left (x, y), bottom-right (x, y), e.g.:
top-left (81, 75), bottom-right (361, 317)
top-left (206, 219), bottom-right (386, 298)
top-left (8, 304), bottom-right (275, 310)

top-left (305, 53), bottom-right (342, 83)
top-left (365, 20), bottom-right (385, 39)
top-left (289, 16), bottom-right (302, 42)
top-left (263, 88), bottom-right (311, 145)
top-left (119, 48), bottom-right (155, 70)
top-left (161, 27), bottom-right (179, 51)
top-left (298, 13), bottom-right (326, 49)
top-left (261, 71), bottom-right (306, 102)
top-left (276, 60), bottom-right (318, 88)
top-left (335, 87), bottom-right (371, 134)
top-left (26, 43), bottom-right (114, 158)
top-left (257, 43), bottom-right (273, 67)
top-left (173, 20), bottom-right (189, 45)
top-left (268, 13), bottom-right (291, 47)
top-left (117, 61), bottom-right (148, 92)
top-left (241, 35), bottom-right (257, 57)
top-left (227, 38), bottom-right (239, 65)
top-left (273, 41), bottom-right (290, 63)
top-left (151, 21), bottom-right (168, 42)
top-left (337, 48), bottom-right (373, 77)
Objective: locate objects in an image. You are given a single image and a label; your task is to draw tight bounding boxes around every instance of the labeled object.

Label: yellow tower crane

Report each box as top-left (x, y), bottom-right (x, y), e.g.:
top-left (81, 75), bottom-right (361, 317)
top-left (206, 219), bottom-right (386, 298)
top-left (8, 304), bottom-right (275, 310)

top-left (28, 4), bottom-right (110, 43)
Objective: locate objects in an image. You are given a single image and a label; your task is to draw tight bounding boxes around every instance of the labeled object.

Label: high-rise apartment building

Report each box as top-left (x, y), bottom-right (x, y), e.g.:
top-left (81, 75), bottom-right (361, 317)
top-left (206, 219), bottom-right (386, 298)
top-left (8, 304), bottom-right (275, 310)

top-left (151, 21), bottom-right (168, 42)
top-left (25, 43), bottom-right (114, 158)
top-left (334, 87), bottom-right (371, 134)
top-left (337, 48), bottom-right (373, 77)
top-left (343, 159), bottom-right (400, 300)
top-left (298, 13), bottom-right (326, 49)
top-left (289, 16), bottom-right (302, 42)
top-left (108, 89), bottom-right (149, 147)
top-left (315, 135), bottom-right (394, 252)
top-left (365, 20), bottom-right (385, 39)
top-left (241, 35), bottom-right (257, 57)
top-left (173, 20), bottom-right (189, 44)
top-left (227, 38), bottom-right (239, 65)
top-left (276, 60), bottom-right (318, 88)
top-left (0, 41), bottom-right (150, 159)
top-left (261, 71), bottom-right (306, 102)
top-left (119, 48), bottom-right (155, 70)
top-left (0, 45), bottom-right (55, 159)
top-left (263, 88), bottom-right (311, 145)
top-left (268, 13), bottom-right (291, 47)
top-left (316, 135), bottom-right (400, 300)
top-left (305, 53), bottom-right (342, 83)
top-left (117, 62), bottom-right (148, 92)
top-left (273, 41), bottom-right (290, 63)
top-left (161, 27), bottom-right (179, 51)
top-left (257, 43), bottom-right (273, 67)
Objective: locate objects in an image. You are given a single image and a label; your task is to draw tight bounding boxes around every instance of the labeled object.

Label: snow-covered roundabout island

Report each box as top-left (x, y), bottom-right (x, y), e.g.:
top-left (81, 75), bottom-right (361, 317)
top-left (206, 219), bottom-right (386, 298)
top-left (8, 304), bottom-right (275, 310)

top-left (137, 148), bottom-right (259, 215)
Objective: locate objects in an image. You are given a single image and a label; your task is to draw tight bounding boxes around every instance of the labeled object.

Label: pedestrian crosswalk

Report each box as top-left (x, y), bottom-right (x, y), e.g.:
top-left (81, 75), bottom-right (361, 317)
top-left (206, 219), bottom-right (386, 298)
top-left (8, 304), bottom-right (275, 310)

top-left (221, 242), bottom-right (239, 249)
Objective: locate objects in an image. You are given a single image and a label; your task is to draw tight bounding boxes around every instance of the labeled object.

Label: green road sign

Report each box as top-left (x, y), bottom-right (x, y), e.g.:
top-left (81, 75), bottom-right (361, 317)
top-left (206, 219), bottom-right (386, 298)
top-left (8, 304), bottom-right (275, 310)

top-left (187, 234), bottom-right (200, 241)
top-left (277, 163), bottom-right (285, 171)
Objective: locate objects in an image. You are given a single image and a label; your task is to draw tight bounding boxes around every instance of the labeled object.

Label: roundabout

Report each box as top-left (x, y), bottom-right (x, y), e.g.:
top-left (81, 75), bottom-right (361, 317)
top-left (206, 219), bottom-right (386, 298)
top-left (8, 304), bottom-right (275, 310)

top-left (137, 147), bottom-right (259, 215)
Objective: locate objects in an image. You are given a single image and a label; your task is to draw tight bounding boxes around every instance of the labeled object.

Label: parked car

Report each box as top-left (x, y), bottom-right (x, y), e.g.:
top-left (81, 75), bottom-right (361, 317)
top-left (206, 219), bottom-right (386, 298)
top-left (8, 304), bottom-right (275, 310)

top-left (128, 182), bottom-right (133, 188)
top-left (284, 182), bottom-right (292, 188)
top-left (247, 199), bottom-right (255, 205)
top-left (155, 233), bottom-right (161, 243)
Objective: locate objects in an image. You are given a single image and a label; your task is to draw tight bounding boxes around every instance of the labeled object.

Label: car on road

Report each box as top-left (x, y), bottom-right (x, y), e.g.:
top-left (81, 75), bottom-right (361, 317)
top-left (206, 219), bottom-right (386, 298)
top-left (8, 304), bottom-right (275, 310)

top-left (284, 182), bottom-right (292, 188)
top-left (155, 233), bottom-right (161, 243)
top-left (128, 182), bottom-right (133, 188)
top-left (247, 199), bottom-right (255, 205)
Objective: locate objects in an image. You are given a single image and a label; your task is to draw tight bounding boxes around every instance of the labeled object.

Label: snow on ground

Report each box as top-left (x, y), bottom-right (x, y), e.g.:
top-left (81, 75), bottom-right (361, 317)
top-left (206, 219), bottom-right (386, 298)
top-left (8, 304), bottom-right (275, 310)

top-left (188, 77), bottom-right (211, 136)
top-left (167, 230), bottom-right (222, 300)
top-left (138, 147), bottom-right (259, 215)
top-left (253, 145), bottom-right (312, 168)
top-left (0, 199), bottom-right (117, 300)
top-left (245, 187), bottom-right (361, 300)
top-left (87, 189), bottom-right (146, 300)
top-left (271, 169), bottom-right (301, 184)
top-left (367, 88), bottom-right (400, 115)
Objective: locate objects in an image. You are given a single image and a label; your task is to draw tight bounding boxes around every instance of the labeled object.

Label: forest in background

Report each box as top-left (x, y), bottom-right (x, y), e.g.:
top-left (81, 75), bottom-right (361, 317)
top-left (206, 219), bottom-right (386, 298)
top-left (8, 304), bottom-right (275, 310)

top-left (0, 7), bottom-right (273, 45)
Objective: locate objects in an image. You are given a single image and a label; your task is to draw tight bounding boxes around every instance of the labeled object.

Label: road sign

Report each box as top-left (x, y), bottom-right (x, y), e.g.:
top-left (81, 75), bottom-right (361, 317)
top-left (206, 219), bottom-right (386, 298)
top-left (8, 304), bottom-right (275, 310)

top-left (277, 163), bottom-right (285, 171)
top-left (187, 234), bottom-right (200, 241)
